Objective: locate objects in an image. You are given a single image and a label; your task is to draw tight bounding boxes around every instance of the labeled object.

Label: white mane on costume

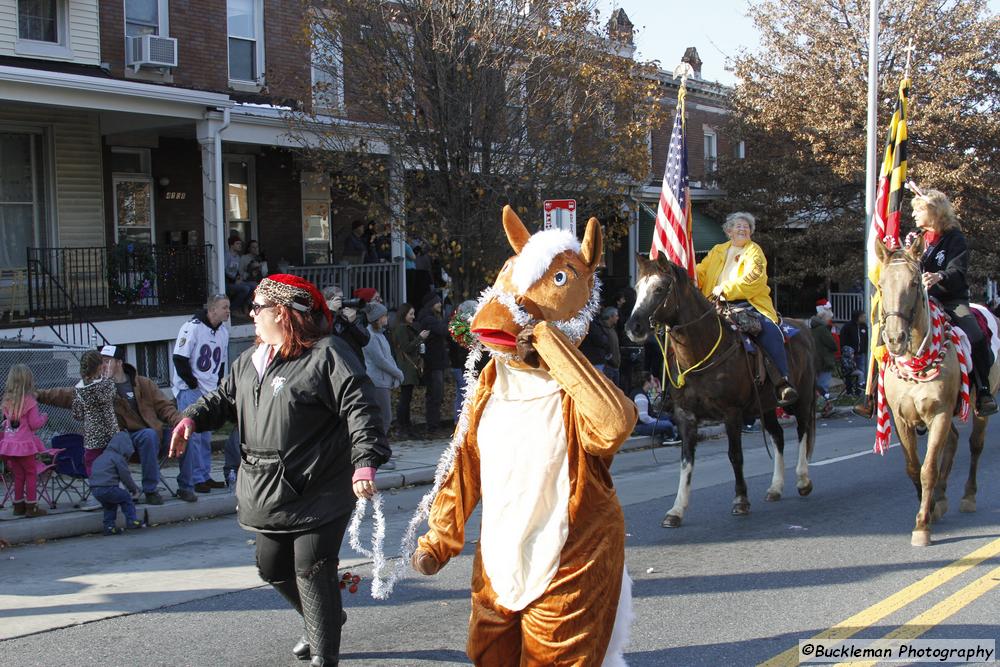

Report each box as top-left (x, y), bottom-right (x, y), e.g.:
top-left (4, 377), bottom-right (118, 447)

top-left (511, 229), bottom-right (581, 293)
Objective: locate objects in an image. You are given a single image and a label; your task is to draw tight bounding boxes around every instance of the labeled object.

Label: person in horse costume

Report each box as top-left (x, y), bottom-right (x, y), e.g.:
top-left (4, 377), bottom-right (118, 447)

top-left (696, 212), bottom-right (799, 406)
top-left (412, 206), bottom-right (637, 666)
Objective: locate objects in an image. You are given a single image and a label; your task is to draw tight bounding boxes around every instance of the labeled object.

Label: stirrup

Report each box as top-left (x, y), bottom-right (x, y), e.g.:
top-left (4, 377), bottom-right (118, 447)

top-left (976, 391), bottom-right (998, 417)
top-left (776, 382), bottom-right (798, 407)
top-left (852, 396), bottom-right (874, 419)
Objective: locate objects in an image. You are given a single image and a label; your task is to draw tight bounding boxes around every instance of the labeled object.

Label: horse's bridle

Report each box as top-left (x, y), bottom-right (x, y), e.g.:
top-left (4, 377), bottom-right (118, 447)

top-left (879, 257), bottom-right (930, 354)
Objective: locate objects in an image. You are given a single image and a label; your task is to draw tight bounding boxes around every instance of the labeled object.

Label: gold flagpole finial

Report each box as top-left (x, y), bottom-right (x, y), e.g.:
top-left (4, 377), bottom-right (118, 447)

top-left (672, 62), bottom-right (694, 88)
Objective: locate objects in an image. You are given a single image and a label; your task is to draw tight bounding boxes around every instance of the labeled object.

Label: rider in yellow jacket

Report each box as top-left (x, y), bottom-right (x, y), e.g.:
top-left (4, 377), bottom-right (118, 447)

top-left (695, 213), bottom-right (797, 406)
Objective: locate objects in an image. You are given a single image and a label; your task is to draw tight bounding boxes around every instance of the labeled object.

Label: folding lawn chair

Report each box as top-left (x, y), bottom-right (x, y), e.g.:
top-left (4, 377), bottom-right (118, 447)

top-left (50, 434), bottom-right (91, 508)
top-left (1, 451), bottom-right (59, 509)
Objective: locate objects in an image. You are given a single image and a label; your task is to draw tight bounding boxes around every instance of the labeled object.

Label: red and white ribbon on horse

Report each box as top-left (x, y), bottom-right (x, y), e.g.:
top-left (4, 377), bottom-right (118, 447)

top-left (875, 298), bottom-right (971, 454)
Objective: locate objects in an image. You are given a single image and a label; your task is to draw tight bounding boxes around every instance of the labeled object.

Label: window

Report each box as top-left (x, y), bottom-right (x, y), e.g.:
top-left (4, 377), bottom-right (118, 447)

top-left (311, 31), bottom-right (343, 113)
top-left (111, 148), bottom-right (154, 245)
top-left (0, 131), bottom-right (47, 270)
top-left (134, 341), bottom-right (171, 386)
top-left (703, 127), bottom-right (718, 178)
top-left (17, 0), bottom-right (58, 42)
top-left (125, 0), bottom-right (168, 38)
top-left (736, 140), bottom-right (746, 160)
top-left (16, 0), bottom-right (70, 57)
top-left (301, 173), bottom-right (331, 265)
top-left (223, 156), bottom-right (256, 243)
top-left (228, 0), bottom-right (264, 83)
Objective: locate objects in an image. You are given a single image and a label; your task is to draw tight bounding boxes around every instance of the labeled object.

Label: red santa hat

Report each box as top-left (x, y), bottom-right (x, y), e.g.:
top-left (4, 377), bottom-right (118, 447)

top-left (255, 274), bottom-right (332, 328)
top-left (816, 298), bottom-right (833, 314)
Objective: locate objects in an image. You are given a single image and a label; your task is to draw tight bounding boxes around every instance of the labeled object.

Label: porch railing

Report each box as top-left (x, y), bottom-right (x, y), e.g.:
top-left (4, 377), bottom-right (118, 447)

top-left (285, 261), bottom-right (402, 309)
top-left (829, 292), bottom-right (864, 323)
top-left (27, 245), bottom-right (211, 320)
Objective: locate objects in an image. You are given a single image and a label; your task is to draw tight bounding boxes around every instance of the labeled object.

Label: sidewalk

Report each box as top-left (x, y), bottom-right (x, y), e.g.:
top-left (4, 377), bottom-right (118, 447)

top-left (0, 409), bottom-right (851, 547)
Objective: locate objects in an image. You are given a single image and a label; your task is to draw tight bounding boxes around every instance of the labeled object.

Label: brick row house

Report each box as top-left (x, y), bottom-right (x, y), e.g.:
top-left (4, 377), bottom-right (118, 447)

top-left (0, 1), bottom-right (738, 382)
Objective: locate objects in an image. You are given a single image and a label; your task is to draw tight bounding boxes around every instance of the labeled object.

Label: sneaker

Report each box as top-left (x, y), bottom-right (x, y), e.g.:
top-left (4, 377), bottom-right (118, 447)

top-left (177, 488), bottom-right (198, 503)
top-left (662, 435), bottom-right (682, 446)
top-left (144, 492), bottom-right (164, 506)
top-left (104, 526), bottom-right (123, 536)
top-left (205, 478), bottom-right (228, 489)
top-left (127, 519), bottom-right (144, 530)
top-left (194, 482), bottom-right (213, 493)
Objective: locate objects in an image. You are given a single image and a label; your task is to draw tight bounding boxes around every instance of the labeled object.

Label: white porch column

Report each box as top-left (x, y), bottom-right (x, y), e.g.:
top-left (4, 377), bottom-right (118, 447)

top-left (388, 153), bottom-right (407, 306)
top-left (196, 109), bottom-right (231, 296)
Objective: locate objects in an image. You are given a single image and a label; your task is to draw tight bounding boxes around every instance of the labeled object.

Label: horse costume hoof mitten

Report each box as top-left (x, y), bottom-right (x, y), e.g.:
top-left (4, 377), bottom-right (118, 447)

top-left (413, 206), bottom-right (638, 666)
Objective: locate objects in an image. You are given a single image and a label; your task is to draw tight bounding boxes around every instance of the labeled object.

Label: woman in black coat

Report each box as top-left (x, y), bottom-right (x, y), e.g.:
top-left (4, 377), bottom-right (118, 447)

top-left (913, 190), bottom-right (997, 416)
top-left (170, 274), bottom-right (390, 665)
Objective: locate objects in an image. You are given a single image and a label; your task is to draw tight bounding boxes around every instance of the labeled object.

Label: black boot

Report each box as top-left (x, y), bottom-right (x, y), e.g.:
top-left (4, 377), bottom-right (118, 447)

top-left (268, 579), bottom-right (311, 660)
top-left (970, 339), bottom-right (997, 416)
top-left (297, 559), bottom-right (344, 664)
top-left (775, 377), bottom-right (799, 407)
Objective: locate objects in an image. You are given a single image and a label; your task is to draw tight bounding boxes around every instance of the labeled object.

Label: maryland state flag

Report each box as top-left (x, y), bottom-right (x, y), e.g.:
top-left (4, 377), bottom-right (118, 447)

top-left (865, 76), bottom-right (910, 404)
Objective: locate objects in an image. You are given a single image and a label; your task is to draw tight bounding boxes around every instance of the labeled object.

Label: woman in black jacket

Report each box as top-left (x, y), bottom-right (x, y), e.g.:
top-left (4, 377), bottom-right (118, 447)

top-left (170, 274), bottom-right (390, 666)
top-left (913, 190), bottom-right (997, 416)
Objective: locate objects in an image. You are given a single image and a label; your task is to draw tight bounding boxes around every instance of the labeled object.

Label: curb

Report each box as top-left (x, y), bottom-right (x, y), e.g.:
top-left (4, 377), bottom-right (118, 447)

top-left (3, 410), bottom-right (852, 546)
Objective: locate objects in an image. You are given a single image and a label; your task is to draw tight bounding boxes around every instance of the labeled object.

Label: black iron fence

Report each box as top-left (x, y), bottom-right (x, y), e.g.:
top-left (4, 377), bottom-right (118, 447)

top-left (27, 244), bottom-right (211, 319)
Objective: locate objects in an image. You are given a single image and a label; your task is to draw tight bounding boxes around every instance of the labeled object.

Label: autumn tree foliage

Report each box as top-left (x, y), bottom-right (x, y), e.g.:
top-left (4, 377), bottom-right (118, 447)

top-left (721, 0), bottom-right (1000, 293)
top-left (293, 0), bottom-right (664, 295)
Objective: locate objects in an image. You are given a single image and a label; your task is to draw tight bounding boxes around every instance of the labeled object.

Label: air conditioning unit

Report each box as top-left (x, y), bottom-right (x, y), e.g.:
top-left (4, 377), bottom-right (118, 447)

top-left (126, 34), bottom-right (178, 71)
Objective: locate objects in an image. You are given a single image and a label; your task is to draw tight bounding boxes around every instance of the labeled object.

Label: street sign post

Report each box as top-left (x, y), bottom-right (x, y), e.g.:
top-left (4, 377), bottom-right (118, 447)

top-left (543, 199), bottom-right (577, 235)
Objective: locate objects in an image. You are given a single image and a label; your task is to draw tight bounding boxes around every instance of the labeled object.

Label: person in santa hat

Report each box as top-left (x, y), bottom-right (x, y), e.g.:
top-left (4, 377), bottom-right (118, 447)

top-left (810, 299), bottom-right (838, 405)
top-left (169, 274), bottom-right (390, 666)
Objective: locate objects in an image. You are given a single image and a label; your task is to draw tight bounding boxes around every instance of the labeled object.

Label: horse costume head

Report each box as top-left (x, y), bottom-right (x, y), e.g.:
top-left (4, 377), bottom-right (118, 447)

top-left (471, 206), bottom-right (603, 354)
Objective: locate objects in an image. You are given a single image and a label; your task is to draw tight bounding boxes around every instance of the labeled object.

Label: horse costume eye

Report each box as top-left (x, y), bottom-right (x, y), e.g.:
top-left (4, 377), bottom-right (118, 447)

top-left (553, 271), bottom-right (567, 286)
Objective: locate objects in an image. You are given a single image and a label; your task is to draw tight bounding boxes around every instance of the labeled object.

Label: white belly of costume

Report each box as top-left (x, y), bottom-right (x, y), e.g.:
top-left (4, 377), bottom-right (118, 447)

top-left (477, 362), bottom-right (570, 612)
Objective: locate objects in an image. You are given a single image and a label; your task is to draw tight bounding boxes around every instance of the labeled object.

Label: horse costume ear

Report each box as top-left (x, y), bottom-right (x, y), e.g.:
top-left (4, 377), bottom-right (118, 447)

top-left (502, 205), bottom-right (531, 254)
top-left (580, 217), bottom-right (603, 271)
top-left (906, 233), bottom-right (925, 260)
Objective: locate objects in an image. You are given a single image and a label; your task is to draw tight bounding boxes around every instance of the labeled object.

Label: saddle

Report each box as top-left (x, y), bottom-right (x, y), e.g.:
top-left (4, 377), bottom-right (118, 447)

top-left (716, 301), bottom-right (798, 387)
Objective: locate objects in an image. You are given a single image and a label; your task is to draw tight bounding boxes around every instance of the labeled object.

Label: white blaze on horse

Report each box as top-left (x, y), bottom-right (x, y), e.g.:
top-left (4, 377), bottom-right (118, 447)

top-left (876, 237), bottom-right (998, 547)
top-left (625, 254), bottom-right (817, 528)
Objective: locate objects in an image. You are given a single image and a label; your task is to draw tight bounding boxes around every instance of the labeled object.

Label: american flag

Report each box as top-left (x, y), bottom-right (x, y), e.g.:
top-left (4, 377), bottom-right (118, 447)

top-left (650, 103), bottom-right (695, 281)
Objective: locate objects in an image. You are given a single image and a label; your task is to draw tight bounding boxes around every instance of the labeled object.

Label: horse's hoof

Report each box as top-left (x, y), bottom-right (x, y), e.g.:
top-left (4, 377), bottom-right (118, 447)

top-left (931, 499), bottom-right (948, 522)
top-left (661, 514), bottom-right (682, 528)
top-left (798, 481), bottom-right (814, 496)
top-left (731, 502), bottom-right (751, 516)
top-left (959, 498), bottom-right (977, 513)
top-left (765, 491), bottom-right (781, 502)
top-left (911, 530), bottom-right (931, 547)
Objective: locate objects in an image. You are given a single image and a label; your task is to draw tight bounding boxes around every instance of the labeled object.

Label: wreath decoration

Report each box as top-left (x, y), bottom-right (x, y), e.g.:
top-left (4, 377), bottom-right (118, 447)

top-left (107, 242), bottom-right (157, 305)
top-left (448, 309), bottom-right (477, 349)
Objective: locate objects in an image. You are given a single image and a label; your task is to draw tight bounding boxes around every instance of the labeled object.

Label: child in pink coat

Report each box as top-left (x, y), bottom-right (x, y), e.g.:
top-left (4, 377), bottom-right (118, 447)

top-left (0, 365), bottom-right (49, 517)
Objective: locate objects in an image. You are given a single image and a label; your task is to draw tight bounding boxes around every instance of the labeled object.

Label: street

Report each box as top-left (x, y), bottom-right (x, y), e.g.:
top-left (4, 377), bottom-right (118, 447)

top-left (1, 414), bottom-right (997, 666)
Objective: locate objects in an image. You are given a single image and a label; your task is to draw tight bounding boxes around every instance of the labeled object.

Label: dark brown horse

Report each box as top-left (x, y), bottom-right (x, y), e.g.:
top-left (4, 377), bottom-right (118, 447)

top-left (625, 254), bottom-right (817, 527)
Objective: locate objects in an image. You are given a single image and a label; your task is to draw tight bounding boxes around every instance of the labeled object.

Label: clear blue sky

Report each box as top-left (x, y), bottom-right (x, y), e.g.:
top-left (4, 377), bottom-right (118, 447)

top-left (598, 0), bottom-right (1000, 87)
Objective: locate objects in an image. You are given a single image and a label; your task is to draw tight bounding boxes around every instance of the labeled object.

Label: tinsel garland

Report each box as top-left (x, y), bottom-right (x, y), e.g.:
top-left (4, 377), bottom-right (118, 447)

top-left (347, 276), bottom-right (601, 599)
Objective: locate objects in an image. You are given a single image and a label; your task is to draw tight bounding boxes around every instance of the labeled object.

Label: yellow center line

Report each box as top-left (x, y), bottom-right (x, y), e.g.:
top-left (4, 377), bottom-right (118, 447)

top-left (758, 536), bottom-right (1000, 667)
top-left (833, 563), bottom-right (1000, 667)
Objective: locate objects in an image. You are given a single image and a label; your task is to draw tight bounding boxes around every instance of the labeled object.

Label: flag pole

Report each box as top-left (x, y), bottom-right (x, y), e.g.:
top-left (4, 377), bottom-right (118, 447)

top-left (861, 0), bottom-right (880, 402)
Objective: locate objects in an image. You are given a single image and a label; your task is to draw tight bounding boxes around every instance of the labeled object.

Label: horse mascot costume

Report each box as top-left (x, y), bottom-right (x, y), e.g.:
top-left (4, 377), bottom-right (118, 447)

top-left (412, 205), bottom-right (638, 666)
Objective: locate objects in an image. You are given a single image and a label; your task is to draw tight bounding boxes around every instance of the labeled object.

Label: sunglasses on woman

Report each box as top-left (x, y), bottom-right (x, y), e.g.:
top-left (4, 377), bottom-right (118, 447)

top-left (249, 302), bottom-right (276, 315)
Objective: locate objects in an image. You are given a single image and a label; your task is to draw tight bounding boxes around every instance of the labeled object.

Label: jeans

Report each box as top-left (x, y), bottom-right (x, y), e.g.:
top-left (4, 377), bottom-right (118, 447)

top-left (227, 281), bottom-right (254, 310)
top-left (176, 388), bottom-right (212, 489)
top-left (755, 313), bottom-right (791, 377)
top-left (451, 368), bottom-right (466, 419)
top-left (91, 485), bottom-right (137, 530)
top-left (224, 427), bottom-right (241, 482)
top-left (371, 386), bottom-right (393, 436)
top-left (425, 369), bottom-right (444, 429)
top-left (128, 428), bottom-right (161, 494)
top-left (634, 418), bottom-right (676, 438)
top-left (602, 366), bottom-right (620, 386)
top-left (816, 371), bottom-right (832, 398)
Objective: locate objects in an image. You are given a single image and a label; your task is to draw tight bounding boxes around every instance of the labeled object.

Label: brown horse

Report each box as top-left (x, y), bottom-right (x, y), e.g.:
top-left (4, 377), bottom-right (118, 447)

top-left (625, 254), bottom-right (817, 527)
top-left (876, 238), bottom-right (997, 546)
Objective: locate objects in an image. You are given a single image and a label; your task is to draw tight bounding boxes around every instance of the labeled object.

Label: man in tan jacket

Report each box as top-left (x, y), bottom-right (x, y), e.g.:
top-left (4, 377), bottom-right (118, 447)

top-left (37, 344), bottom-right (184, 505)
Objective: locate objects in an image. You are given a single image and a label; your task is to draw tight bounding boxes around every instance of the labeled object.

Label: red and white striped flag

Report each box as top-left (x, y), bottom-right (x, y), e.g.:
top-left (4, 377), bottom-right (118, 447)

top-left (650, 94), bottom-right (696, 283)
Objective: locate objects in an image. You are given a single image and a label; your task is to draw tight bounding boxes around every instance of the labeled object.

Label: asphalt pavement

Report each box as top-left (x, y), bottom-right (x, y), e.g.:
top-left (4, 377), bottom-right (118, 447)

top-left (1, 411), bottom-right (997, 666)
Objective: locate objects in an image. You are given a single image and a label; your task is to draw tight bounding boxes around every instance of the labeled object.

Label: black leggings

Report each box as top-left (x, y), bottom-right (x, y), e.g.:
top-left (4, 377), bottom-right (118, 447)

top-left (256, 512), bottom-right (351, 660)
